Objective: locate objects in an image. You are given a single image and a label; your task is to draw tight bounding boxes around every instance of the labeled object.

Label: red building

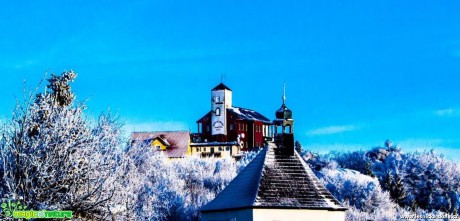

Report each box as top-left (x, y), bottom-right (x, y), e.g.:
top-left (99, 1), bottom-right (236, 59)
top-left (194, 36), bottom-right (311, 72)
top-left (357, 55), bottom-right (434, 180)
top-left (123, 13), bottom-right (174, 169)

top-left (193, 83), bottom-right (274, 152)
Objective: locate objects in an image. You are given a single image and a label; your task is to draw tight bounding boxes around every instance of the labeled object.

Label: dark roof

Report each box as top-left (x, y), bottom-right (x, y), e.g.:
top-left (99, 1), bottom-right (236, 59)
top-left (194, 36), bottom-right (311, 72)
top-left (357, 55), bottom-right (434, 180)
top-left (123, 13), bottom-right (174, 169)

top-left (131, 131), bottom-right (190, 158)
top-left (228, 107), bottom-right (271, 124)
top-left (212, 83), bottom-right (232, 91)
top-left (276, 103), bottom-right (293, 119)
top-left (201, 143), bottom-right (347, 212)
top-left (196, 111), bottom-right (212, 123)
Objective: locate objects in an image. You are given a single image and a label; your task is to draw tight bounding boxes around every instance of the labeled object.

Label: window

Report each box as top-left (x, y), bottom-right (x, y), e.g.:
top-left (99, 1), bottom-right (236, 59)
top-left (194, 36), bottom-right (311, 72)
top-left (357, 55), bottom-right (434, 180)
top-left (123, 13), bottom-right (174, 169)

top-left (226, 146), bottom-right (230, 151)
top-left (197, 147), bottom-right (201, 152)
top-left (203, 148), bottom-right (206, 152)
top-left (245, 125), bottom-right (248, 131)
top-left (230, 123), bottom-right (234, 130)
top-left (206, 125), bottom-right (210, 132)
top-left (286, 125), bottom-right (292, 133)
top-left (218, 147), bottom-right (223, 151)
top-left (215, 107), bottom-right (221, 116)
top-left (155, 145), bottom-right (161, 150)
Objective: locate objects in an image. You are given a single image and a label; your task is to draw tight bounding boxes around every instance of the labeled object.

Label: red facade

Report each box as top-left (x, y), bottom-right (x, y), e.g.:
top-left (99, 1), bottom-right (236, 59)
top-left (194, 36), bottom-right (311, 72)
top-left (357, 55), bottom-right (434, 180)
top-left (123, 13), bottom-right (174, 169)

top-left (195, 107), bottom-right (272, 151)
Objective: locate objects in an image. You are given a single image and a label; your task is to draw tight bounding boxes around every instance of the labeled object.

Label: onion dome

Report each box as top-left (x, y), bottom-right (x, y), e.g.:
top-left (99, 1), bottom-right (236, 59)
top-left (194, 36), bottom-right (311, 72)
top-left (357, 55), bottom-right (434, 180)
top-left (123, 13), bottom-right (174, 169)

top-left (275, 83), bottom-right (292, 119)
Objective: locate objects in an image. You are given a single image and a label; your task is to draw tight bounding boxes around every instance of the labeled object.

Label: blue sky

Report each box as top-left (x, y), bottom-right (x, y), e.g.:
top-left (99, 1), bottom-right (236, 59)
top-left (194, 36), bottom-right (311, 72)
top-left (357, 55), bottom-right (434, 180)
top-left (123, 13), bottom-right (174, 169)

top-left (1, 1), bottom-right (460, 160)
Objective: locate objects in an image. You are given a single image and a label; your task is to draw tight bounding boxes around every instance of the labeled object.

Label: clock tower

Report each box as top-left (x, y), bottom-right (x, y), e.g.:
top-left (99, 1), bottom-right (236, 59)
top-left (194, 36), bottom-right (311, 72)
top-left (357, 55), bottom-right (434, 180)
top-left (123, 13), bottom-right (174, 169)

top-left (211, 83), bottom-right (232, 136)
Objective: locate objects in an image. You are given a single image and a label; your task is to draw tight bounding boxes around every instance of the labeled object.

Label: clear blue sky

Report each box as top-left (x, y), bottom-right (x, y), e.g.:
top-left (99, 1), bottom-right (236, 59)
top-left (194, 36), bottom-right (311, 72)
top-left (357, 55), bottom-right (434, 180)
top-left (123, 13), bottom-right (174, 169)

top-left (1, 1), bottom-right (460, 160)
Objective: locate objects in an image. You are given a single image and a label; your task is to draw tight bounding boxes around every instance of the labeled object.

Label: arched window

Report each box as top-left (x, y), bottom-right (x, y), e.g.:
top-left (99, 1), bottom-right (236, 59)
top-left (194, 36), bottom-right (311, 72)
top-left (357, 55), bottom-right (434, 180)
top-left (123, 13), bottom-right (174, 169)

top-left (285, 125), bottom-right (292, 133)
top-left (276, 126), bottom-right (283, 134)
top-left (215, 107), bottom-right (221, 116)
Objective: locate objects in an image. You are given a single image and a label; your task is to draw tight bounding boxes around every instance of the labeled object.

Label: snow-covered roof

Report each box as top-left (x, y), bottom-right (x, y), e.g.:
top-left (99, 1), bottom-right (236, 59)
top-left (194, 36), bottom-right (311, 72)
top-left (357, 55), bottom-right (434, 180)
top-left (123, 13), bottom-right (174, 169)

top-left (131, 131), bottom-right (190, 158)
top-left (200, 142), bottom-right (347, 212)
top-left (196, 107), bottom-right (271, 124)
top-left (154, 136), bottom-right (171, 146)
top-left (228, 106), bottom-right (271, 124)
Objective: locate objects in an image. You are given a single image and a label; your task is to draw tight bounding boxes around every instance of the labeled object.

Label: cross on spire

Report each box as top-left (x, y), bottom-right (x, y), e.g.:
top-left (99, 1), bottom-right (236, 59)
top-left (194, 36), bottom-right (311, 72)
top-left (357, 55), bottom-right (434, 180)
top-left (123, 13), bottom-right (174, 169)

top-left (221, 73), bottom-right (226, 83)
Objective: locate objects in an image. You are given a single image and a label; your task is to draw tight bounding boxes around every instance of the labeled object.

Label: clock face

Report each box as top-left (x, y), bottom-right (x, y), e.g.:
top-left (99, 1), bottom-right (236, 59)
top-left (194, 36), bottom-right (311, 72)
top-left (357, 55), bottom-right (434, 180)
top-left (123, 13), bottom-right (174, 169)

top-left (213, 121), bottom-right (224, 131)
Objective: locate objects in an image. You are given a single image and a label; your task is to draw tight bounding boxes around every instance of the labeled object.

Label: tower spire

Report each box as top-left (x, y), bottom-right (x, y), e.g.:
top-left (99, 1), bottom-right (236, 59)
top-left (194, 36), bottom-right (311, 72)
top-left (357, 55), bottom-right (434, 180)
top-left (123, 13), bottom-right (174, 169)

top-left (282, 82), bottom-right (286, 104)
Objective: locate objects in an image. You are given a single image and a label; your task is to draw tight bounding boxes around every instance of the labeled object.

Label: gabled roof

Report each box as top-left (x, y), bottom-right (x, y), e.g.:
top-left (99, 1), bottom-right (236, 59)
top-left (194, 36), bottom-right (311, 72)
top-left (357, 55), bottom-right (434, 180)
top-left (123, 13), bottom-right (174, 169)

top-left (154, 136), bottom-right (171, 147)
top-left (196, 111), bottom-right (212, 123)
top-left (131, 131), bottom-right (190, 158)
top-left (228, 107), bottom-right (271, 124)
top-left (212, 83), bottom-right (232, 91)
top-left (201, 143), bottom-right (347, 212)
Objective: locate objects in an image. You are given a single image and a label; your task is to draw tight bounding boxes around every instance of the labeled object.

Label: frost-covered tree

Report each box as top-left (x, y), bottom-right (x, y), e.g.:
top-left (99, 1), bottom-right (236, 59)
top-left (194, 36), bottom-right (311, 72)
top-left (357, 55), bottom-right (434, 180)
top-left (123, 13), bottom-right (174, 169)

top-left (116, 140), bottom-right (242, 221)
top-left (316, 168), bottom-right (397, 220)
top-left (294, 141), bottom-right (302, 153)
top-left (305, 140), bottom-right (460, 218)
top-left (0, 71), bottom-right (125, 220)
top-left (401, 150), bottom-right (460, 214)
top-left (331, 151), bottom-right (373, 176)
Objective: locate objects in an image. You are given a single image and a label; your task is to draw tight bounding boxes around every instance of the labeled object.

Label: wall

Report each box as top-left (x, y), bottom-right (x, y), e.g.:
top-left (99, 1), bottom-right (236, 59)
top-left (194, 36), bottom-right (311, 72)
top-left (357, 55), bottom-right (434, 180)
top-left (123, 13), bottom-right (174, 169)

top-left (201, 208), bottom-right (345, 221)
top-left (190, 144), bottom-right (239, 158)
top-left (151, 139), bottom-right (167, 151)
top-left (253, 208), bottom-right (346, 221)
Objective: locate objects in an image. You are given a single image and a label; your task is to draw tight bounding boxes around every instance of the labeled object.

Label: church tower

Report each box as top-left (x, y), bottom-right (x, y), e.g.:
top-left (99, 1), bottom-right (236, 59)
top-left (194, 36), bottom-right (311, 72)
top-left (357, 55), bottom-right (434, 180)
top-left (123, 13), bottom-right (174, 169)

top-left (273, 83), bottom-right (295, 155)
top-left (211, 83), bottom-right (232, 135)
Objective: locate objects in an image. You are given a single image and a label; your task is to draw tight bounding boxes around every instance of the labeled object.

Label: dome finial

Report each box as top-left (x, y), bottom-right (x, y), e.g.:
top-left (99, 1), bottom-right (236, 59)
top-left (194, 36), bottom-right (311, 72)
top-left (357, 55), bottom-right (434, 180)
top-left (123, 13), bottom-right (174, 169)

top-left (282, 82), bottom-right (286, 104)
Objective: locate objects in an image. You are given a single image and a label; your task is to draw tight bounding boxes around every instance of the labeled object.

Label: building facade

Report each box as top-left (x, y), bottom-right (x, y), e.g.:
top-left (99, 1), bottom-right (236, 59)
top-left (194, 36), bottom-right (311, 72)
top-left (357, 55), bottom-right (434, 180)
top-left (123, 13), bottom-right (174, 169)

top-left (193, 83), bottom-right (274, 157)
top-left (200, 95), bottom-right (347, 221)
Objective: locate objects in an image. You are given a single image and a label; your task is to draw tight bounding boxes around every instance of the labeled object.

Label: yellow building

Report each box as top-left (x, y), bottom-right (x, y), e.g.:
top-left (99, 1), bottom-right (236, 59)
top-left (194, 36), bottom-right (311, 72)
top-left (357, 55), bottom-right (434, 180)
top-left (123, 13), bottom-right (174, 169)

top-left (189, 142), bottom-right (241, 158)
top-left (151, 136), bottom-right (170, 151)
top-left (131, 131), bottom-right (191, 158)
top-left (131, 131), bottom-right (241, 158)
